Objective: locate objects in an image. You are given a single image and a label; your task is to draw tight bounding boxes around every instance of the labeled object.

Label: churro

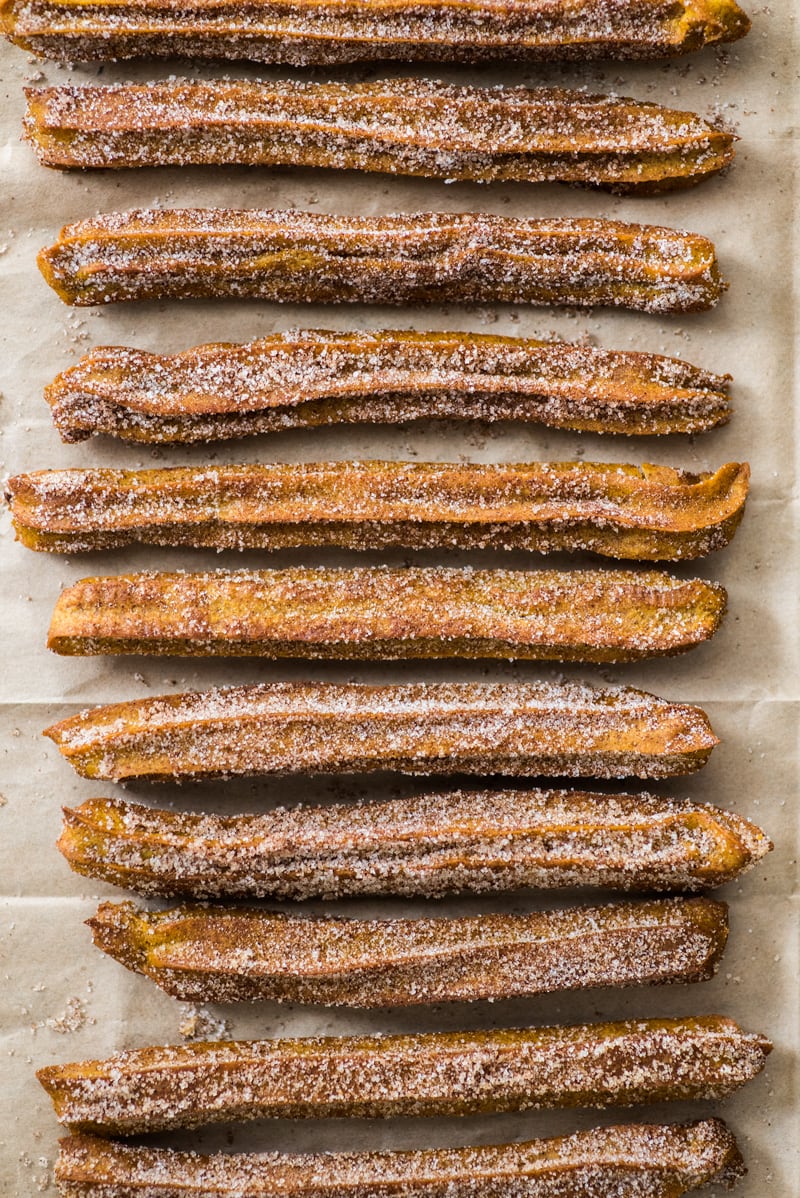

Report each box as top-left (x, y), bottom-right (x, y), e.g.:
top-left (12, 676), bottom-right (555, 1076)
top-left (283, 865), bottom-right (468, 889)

top-left (46, 567), bottom-right (727, 663)
top-left (57, 790), bottom-right (772, 899)
top-left (24, 80), bottom-right (735, 192)
top-left (37, 1015), bottom-right (771, 1135)
top-left (87, 896), bottom-right (729, 1006)
top-left (38, 208), bottom-right (725, 312)
top-left (0, 0), bottom-right (752, 65)
top-left (53, 1119), bottom-right (747, 1198)
top-left (7, 460), bottom-right (749, 559)
top-left (41, 331), bottom-right (733, 443)
top-left (43, 681), bottom-right (719, 782)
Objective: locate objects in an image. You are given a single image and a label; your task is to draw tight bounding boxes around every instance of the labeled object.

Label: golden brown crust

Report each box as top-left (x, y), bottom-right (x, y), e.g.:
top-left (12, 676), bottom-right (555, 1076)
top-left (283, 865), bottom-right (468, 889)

top-left (46, 567), bottom-right (727, 663)
top-left (1, 0), bottom-right (752, 65)
top-left (37, 208), bottom-right (725, 312)
top-left (54, 1119), bottom-right (747, 1198)
top-left (41, 331), bottom-right (733, 443)
top-left (23, 80), bottom-right (735, 192)
top-left (7, 461), bottom-right (749, 560)
top-left (42, 681), bottom-right (719, 782)
top-left (36, 1015), bottom-right (771, 1135)
top-left (87, 897), bottom-right (729, 1006)
top-left (57, 791), bottom-right (773, 899)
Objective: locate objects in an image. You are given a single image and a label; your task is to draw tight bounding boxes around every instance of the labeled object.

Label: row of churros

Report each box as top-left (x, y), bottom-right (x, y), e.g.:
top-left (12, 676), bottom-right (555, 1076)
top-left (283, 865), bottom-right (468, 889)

top-left (29, 631), bottom-right (773, 1190)
top-left (37, 664), bottom-right (740, 1054)
top-left (13, 56), bottom-right (744, 333)
top-left (41, 1016), bottom-right (770, 1196)
top-left (5, 0), bottom-right (770, 1193)
top-left (16, 72), bottom-right (737, 316)
top-left (39, 676), bottom-right (772, 1191)
top-left (7, 457), bottom-right (746, 663)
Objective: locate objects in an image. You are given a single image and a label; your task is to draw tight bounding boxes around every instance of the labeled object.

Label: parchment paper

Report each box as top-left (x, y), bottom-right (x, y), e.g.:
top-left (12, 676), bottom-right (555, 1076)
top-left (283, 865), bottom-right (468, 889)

top-left (0, 11), bottom-right (798, 1193)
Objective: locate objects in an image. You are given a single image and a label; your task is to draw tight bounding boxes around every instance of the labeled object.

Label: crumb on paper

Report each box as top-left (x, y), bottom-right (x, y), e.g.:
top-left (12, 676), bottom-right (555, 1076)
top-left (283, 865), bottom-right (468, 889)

top-left (33, 996), bottom-right (93, 1034)
top-left (178, 1004), bottom-right (230, 1041)
top-left (18, 1153), bottom-right (52, 1192)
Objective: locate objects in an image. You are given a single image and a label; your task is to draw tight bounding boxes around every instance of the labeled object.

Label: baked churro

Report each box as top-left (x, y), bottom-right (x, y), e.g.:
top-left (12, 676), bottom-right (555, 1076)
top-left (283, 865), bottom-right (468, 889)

top-left (41, 331), bottom-right (734, 443)
top-left (7, 461), bottom-right (750, 560)
top-left (46, 567), bottom-right (727, 663)
top-left (87, 896), bottom-right (729, 1006)
top-left (24, 80), bottom-right (735, 192)
top-left (54, 1119), bottom-right (747, 1198)
top-left (0, 0), bottom-right (752, 65)
top-left (43, 681), bottom-right (719, 782)
top-left (36, 1015), bottom-right (771, 1135)
top-left (57, 791), bottom-right (772, 899)
top-left (37, 208), bottom-right (725, 312)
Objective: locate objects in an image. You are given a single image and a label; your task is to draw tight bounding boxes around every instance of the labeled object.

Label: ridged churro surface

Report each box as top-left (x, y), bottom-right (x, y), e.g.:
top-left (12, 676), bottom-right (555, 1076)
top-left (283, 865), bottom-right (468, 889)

top-left (88, 897), bottom-right (729, 1006)
top-left (37, 208), bottom-right (725, 312)
top-left (41, 331), bottom-right (733, 443)
top-left (43, 681), bottom-right (719, 782)
top-left (24, 80), bottom-right (735, 192)
top-left (37, 1015), bottom-right (771, 1135)
top-left (0, 0), bottom-right (752, 65)
top-left (7, 461), bottom-right (749, 560)
top-left (57, 791), bottom-right (772, 899)
top-left (54, 1119), bottom-right (746, 1198)
top-left (46, 567), bottom-right (727, 663)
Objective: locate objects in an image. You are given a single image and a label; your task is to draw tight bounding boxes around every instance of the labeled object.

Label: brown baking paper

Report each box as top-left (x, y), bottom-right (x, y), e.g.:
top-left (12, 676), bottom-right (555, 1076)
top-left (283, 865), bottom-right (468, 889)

top-left (0, 14), bottom-right (798, 1194)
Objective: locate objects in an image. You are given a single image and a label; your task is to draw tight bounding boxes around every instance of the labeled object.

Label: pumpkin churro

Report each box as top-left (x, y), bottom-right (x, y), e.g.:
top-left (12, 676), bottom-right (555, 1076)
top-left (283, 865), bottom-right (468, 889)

top-left (37, 208), bottom-right (725, 312)
top-left (40, 331), bottom-right (733, 443)
top-left (46, 567), bottom-right (727, 664)
top-left (53, 1120), bottom-right (747, 1198)
top-left (87, 896), bottom-right (729, 1006)
top-left (57, 791), bottom-right (772, 900)
top-left (7, 461), bottom-right (749, 560)
top-left (0, 0), bottom-right (752, 65)
top-left (23, 80), bottom-right (735, 193)
top-left (37, 1015), bottom-right (771, 1135)
top-left (43, 681), bottom-right (719, 782)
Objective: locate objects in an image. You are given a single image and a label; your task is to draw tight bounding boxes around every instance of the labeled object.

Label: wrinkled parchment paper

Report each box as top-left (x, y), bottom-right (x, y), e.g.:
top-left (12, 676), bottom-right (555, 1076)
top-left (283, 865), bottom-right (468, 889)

top-left (0, 11), bottom-right (797, 1192)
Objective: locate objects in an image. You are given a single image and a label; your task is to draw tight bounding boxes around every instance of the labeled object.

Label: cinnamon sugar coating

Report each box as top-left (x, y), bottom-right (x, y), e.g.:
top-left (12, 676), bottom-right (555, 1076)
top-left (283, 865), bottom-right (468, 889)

top-left (24, 80), bottom-right (735, 193)
top-left (88, 896), bottom-right (729, 1006)
top-left (37, 1015), bottom-right (771, 1135)
top-left (42, 681), bottom-right (719, 782)
top-left (46, 567), bottom-right (727, 664)
top-left (0, 0), bottom-right (751, 65)
top-left (41, 331), bottom-right (733, 443)
top-left (54, 1119), bottom-right (746, 1197)
top-left (7, 461), bottom-right (749, 560)
top-left (57, 791), bottom-right (772, 899)
top-left (37, 208), bottom-right (725, 312)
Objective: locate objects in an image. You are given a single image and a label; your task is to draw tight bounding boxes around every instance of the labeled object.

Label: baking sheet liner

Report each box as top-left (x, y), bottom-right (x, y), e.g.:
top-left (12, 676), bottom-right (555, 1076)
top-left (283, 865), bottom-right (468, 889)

top-left (0, 18), bottom-right (798, 1194)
